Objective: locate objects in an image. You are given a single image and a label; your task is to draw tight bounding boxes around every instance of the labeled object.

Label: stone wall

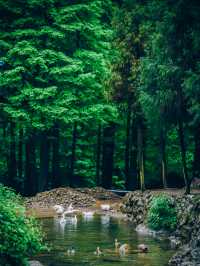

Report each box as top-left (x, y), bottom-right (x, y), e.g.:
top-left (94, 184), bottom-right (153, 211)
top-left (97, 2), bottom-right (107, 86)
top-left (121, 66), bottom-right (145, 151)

top-left (121, 191), bottom-right (200, 266)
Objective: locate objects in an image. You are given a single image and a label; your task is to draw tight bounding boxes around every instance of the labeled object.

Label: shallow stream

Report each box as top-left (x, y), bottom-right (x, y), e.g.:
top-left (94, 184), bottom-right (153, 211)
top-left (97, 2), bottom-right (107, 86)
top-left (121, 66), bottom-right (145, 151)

top-left (35, 214), bottom-right (174, 266)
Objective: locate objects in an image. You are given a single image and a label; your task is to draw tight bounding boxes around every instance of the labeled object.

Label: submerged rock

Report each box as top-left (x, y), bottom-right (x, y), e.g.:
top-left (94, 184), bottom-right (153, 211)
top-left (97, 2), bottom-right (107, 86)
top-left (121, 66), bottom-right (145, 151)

top-left (135, 224), bottom-right (156, 236)
top-left (169, 236), bottom-right (182, 249)
top-left (29, 261), bottom-right (44, 266)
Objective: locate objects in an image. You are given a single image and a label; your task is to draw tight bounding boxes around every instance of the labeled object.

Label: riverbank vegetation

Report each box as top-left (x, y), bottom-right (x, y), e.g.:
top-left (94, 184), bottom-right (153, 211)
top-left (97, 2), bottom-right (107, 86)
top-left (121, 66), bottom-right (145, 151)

top-left (0, 185), bottom-right (45, 266)
top-left (147, 195), bottom-right (177, 231)
top-left (0, 0), bottom-right (199, 195)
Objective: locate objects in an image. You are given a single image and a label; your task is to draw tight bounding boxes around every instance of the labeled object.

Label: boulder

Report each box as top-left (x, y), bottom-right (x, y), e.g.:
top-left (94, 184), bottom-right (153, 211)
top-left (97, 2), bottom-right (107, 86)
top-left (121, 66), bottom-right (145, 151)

top-left (29, 261), bottom-right (44, 266)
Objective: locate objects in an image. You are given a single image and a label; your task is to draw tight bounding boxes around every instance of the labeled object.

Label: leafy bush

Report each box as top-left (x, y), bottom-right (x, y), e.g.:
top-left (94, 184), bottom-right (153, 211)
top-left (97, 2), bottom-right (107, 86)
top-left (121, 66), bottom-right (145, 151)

top-left (147, 195), bottom-right (177, 231)
top-left (0, 184), bottom-right (45, 266)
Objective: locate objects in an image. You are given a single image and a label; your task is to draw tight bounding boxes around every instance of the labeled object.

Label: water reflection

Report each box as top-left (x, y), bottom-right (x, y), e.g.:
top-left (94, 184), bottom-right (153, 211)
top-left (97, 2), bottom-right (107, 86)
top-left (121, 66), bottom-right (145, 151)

top-left (53, 215), bottom-right (78, 234)
top-left (37, 215), bottom-right (174, 266)
top-left (101, 215), bottom-right (110, 227)
top-left (82, 211), bottom-right (94, 222)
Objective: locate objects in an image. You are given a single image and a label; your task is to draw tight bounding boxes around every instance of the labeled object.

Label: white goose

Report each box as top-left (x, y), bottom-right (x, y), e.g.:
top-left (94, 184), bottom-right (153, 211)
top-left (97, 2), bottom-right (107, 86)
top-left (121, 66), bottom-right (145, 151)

top-left (100, 204), bottom-right (110, 211)
top-left (53, 205), bottom-right (64, 215)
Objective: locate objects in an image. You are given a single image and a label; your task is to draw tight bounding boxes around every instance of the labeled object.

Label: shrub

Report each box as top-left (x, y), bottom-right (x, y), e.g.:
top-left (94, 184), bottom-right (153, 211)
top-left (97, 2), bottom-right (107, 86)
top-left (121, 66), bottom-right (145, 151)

top-left (147, 195), bottom-right (177, 231)
top-left (112, 176), bottom-right (125, 189)
top-left (0, 184), bottom-right (45, 266)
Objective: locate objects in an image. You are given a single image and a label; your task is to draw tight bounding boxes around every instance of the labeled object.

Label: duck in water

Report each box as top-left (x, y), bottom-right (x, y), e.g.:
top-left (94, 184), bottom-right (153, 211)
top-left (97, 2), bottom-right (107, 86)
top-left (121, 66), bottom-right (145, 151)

top-left (114, 239), bottom-right (120, 249)
top-left (67, 247), bottom-right (75, 256)
top-left (119, 243), bottom-right (129, 256)
top-left (138, 244), bottom-right (149, 253)
top-left (94, 246), bottom-right (102, 256)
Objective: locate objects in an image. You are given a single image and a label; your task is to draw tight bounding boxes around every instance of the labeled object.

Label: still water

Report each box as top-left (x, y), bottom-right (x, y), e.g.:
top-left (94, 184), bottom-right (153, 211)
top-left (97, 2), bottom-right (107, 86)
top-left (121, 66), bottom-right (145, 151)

top-left (35, 214), bottom-right (174, 266)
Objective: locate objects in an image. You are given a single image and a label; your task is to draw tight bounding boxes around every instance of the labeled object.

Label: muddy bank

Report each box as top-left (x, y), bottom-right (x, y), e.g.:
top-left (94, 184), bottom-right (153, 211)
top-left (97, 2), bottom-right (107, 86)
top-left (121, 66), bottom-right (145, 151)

top-left (25, 187), bottom-right (121, 218)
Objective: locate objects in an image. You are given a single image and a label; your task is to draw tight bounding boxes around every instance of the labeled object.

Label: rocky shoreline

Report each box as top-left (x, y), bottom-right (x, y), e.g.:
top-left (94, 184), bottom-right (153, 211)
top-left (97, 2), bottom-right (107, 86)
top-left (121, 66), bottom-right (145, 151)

top-left (25, 188), bottom-right (200, 265)
top-left (25, 187), bottom-right (120, 209)
top-left (121, 190), bottom-right (200, 266)
top-left (24, 187), bottom-right (122, 218)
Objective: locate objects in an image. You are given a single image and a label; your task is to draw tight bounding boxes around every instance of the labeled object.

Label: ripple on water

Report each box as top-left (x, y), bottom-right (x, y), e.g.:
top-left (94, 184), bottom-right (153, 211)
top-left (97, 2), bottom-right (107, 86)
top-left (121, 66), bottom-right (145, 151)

top-left (34, 214), bottom-right (174, 266)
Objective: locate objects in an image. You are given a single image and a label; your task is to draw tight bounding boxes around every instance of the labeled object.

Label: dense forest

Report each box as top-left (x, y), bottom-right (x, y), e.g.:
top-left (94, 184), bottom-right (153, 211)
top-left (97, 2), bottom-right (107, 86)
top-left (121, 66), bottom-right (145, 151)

top-left (0, 0), bottom-right (199, 196)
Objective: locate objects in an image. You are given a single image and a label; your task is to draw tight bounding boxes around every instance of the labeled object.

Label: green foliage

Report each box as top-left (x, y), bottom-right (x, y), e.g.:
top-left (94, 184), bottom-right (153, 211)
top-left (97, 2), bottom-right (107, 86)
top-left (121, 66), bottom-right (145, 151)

top-left (112, 175), bottom-right (125, 189)
top-left (0, 184), bottom-right (45, 266)
top-left (0, 0), bottom-right (116, 129)
top-left (0, 0), bottom-right (200, 194)
top-left (147, 195), bottom-right (177, 231)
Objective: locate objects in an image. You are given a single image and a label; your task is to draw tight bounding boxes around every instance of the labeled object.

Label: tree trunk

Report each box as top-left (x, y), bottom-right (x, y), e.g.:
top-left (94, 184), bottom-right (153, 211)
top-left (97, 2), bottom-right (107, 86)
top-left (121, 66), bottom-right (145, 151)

top-left (101, 123), bottom-right (115, 189)
top-left (18, 128), bottom-right (23, 180)
top-left (24, 133), bottom-right (36, 196)
top-left (3, 121), bottom-right (9, 178)
top-left (70, 122), bottom-right (77, 186)
top-left (178, 119), bottom-right (190, 194)
top-left (129, 118), bottom-right (138, 190)
top-left (52, 124), bottom-right (60, 188)
top-left (137, 122), bottom-right (145, 192)
top-left (125, 102), bottom-right (131, 189)
top-left (193, 125), bottom-right (200, 180)
top-left (177, 85), bottom-right (190, 194)
top-left (39, 131), bottom-right (49, 192)
top-left (96, 124), bottom-right (102, 186)
top-left (160, 126), bottom-right (167, 188)
top-left (8, 122), bottom-right (17, 189)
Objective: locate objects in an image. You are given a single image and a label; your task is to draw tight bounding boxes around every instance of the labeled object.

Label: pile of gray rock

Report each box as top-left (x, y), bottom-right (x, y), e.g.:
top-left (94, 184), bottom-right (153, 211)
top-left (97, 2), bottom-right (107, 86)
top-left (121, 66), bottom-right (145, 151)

top-left (76, 187), bottom-right (120, 200)
top-left (25, 187), bottom-right (96, 209)
top-left (120, 190), bottom-right (154, 225)
top-left (169, 196), bottom-right (200, 266)
top-left (121, 190), bottom-right (200, 266)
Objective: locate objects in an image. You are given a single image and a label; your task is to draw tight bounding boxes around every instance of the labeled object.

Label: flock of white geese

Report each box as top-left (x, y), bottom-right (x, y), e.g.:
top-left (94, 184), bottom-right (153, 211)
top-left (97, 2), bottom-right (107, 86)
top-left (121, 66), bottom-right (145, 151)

top-left (53, 203), bottom-right (97, 226)
top-left (53, 203), bottom-right (149, 257)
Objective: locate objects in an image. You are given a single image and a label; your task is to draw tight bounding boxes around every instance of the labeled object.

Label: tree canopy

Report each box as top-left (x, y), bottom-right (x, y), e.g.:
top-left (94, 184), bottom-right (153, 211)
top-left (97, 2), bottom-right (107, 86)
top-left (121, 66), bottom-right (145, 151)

top-left (0, 0), bottom-right (200, 195)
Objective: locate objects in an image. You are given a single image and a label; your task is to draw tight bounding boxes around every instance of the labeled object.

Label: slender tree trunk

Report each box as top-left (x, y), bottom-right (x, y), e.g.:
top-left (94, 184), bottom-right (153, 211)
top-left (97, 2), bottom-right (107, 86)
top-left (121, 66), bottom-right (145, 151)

top-left (52, 124), bottom-right (60, 188)
top-left (178, 119), bottom-right (190, 194)
top-left (39, 131), bottom-right (49, 192)
top-left (18, 128), bottom-right (23, 180)
top-left (193, 125), bottom-right (200, 180)
top-left (70, 122), bottom-right (77, 186)
top-left (125, 102), bottom-right (131, 189)
top-left (177, 86), bottom-right (190, 194)
top-left (8, 122), bottom-right (17, 188)
top-left (160, 126), bottom-right (167, 188)
top-left (137, 122), bottom-right (145, 192)
top-left (129, 118), bottom-right (138, 190)
top-left (24, 133), bottom-right (36, 196)
top-left (3, 121), bottom-right (9, 177)
top-left (101, 123), bottom-right (115, 189)
top-left (96, 124), bottom-right (102, 186)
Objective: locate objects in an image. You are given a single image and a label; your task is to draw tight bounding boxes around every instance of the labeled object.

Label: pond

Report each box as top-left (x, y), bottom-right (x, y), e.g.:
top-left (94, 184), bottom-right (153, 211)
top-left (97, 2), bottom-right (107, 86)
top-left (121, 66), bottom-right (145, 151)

top-left (35, 214), bottom-right (174, 266)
